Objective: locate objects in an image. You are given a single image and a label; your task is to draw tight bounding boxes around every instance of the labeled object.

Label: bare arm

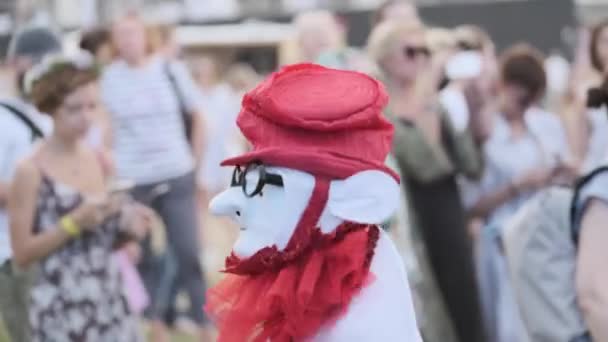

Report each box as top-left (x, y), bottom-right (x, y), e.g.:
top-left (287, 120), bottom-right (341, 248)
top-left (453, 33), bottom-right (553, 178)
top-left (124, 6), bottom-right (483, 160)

top-left (468, 168), bottom-right (553, 220)
top-left (560, 96), bottom-right (589, 167)
top-left (468, 183), bottom-right (516, 220)
top-left (576, 199), bottom-right (608, 341)
top-left (8, 161), bottom-right (71, 268)
top-left (0, 181), bottom-right (7, 208)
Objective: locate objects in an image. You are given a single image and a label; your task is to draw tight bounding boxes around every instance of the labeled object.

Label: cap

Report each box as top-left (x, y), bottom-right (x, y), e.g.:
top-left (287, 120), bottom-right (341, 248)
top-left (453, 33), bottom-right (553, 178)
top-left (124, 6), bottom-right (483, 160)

top-left (8, 26), bottom-right (62, 62)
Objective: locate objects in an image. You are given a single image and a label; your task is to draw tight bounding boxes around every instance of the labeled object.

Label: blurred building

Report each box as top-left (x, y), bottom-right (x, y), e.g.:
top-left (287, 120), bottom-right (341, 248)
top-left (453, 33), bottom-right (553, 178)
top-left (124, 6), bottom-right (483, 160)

top-left (0, 0), bottom-right (604, 62)
top-left (0, 0), bottom-right (603, 29)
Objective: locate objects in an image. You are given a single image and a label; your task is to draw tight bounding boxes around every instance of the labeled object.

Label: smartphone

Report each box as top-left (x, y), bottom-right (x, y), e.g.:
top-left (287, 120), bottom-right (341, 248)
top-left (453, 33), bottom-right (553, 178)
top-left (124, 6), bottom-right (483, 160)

top-left (144, 183), bottom-right (170, 203)
top-left (445, 51), bottom-right (483, 80)
top-left (108, 179), bottom-right (135, 195)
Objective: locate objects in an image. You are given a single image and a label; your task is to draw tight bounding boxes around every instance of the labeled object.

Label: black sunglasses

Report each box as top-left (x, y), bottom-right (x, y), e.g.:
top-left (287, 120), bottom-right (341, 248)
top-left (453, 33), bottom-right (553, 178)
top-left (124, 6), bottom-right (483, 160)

top-left (457, 41), bottom-right (482, 51)
top-left (231, 163), bottom-right (284, 197)
top-left (403, 46), bottom-right (431, 59)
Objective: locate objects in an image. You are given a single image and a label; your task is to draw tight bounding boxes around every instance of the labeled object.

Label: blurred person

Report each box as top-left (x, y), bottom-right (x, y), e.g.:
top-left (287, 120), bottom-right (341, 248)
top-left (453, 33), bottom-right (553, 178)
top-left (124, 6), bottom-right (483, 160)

top-left (562, 21), bottom-right (608, 174)
top-left (437, 25), bottom-right (497, 241)
top-left (222, 63), bottom-right (258, 152)
top-left (300, 12), bottom-right (370, 72)
top-left (79, 27), bottom-right (115, 148)
top-left (8, 54), bottom-right (153, 341)
top-left (293, 10), bottom-right (344, 63)
top-left (81, 28), bottom-right (150, 316)
top-left (0, 26), bottom-right (60, 342)
top-left (426, 27), bottom-right (455, 55)
top-left (438, 25), bottom-right (495, 147)
top-left (545, 49), bottom-right (571, 112)
top-left (81, 28), bottom-right (151, 316)
top-left (193, 56), bottom-right (242, 200)
top-left (571, 82), bottom-right (608, 341)
top-left (147, 23), bottom-right (180, 61)
top-left (80, 27), bottom-right (114, 66)
top-left (224, 62), bottom-right (260, 100)
top-left (502, 79), bottom-right (608, 341)
top-left (462, 44), bottom-right (574, 342)
top-left (368, 21), bottom-right (485, 342)
top-left (372, 0), bottom-right (422, 27)
top-left (101, 14), bottom-right (209, 342)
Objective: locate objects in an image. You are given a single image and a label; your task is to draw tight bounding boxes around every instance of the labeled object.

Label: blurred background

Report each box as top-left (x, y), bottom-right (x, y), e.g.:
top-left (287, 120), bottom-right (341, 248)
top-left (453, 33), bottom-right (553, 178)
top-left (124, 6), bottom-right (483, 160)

top-left (2, 0), bottom-right (608, 341)
top-left (0, 0), bottom-right (595, 70)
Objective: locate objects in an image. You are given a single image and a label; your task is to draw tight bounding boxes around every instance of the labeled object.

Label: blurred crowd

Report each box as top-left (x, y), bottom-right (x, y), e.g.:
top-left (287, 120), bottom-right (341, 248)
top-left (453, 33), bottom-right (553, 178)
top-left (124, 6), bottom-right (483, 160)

top-left (0, 0), bottom-right (608, 341)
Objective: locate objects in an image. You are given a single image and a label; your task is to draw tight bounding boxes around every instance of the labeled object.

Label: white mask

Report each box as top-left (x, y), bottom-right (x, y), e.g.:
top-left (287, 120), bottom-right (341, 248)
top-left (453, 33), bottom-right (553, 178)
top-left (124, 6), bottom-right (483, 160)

top-left (210, 166), bottom-right (400, 259)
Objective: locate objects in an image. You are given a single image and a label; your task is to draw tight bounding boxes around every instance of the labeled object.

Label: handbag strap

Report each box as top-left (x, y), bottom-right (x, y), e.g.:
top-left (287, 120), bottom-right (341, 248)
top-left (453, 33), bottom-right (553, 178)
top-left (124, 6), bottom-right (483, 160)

top-left (0, 102), bottom-right (44, 141)
top-left (164, 62), bottom-right (189, 116)
top-left (164, 61), bottom-right (192, 142)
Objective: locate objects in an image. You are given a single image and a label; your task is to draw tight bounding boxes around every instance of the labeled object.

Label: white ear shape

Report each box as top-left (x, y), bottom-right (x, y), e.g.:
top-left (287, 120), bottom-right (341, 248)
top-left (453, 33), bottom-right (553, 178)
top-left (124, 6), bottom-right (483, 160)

top-left (327, 170), bottom-right (400, 225)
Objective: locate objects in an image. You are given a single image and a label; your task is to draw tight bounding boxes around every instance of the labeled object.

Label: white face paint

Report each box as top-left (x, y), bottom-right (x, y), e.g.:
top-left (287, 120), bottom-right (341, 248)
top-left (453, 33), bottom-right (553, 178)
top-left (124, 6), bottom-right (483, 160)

top-left (209, 166), bottom-right (315, 258)
top-left (210, 166), bottom-right (401, 259)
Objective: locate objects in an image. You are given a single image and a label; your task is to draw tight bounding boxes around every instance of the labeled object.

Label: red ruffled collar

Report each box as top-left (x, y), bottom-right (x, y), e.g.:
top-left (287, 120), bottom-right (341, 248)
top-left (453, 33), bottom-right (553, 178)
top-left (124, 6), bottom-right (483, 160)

top-left (205, 222), bottom-right (379, 342)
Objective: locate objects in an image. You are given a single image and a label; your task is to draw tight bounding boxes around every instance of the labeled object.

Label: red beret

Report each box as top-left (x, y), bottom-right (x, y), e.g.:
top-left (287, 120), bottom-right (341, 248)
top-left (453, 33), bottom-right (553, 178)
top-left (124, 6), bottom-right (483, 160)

top-left (221, 63), bottom-right (398, 181)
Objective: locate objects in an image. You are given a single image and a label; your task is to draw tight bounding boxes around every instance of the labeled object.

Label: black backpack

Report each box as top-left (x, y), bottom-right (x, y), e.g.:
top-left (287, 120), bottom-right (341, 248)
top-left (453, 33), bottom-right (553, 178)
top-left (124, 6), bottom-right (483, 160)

top-left (570, 166), bottom-right (608, 245)
top-left (0, 102), bottom-right (44, 141)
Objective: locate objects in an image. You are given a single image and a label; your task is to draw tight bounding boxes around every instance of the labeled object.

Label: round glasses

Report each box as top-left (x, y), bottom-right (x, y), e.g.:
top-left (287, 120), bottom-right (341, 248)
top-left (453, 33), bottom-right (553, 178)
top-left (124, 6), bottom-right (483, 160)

top-left (231, 163), bottom-right (284, 197)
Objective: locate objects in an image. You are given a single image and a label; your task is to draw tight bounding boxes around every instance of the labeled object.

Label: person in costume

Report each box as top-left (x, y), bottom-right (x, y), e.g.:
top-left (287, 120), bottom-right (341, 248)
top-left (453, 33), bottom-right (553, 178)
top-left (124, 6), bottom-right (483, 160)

top-left (205, 63), bottom-right (421, 341)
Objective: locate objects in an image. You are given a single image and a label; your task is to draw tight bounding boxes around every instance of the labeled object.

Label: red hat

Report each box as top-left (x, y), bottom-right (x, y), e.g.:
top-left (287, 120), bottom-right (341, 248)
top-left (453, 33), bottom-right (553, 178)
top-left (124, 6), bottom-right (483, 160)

top-left (222, 63), bottom-right (399, 181)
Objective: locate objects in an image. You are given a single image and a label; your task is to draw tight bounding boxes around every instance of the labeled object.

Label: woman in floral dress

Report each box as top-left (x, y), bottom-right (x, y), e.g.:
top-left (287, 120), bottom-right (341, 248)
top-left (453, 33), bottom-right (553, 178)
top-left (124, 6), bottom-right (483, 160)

top-left (8, 54), bottom-right (153, 341)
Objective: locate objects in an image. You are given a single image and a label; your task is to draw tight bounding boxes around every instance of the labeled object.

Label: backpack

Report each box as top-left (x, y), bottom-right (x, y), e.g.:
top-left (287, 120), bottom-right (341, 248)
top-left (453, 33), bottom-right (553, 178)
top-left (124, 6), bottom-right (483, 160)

top-left (0, 102), bottom-right (44, 141)
top-left (570, 165), bottom-right (608, 245)
top-left (501, 164), bottom-right (608, 342)
top-left (502, 187), bottom-right (592, 342)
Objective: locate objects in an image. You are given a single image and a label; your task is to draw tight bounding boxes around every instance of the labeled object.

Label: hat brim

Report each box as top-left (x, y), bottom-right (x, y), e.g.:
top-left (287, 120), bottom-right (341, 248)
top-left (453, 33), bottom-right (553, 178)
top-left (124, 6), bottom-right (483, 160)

top-left (221, 148), bottom-right (400, 183)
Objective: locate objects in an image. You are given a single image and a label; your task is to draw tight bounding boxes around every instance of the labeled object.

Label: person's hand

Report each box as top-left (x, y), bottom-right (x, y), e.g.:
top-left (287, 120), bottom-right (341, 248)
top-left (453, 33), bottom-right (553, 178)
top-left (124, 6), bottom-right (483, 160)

top-left (69, 195), bottom-right (122, 232)
top-left (468, 217), bottom-right (485, 242)
top-left (120, 203), bottom-right (158, 240)
top-left (513, 168), bottom-right (554, 193)
top-left (463, 79), bottom-right (485, 116)
top-left (553, 158), bottom-right (581, 185)
top-left (123, 241), bottom-right (142, 263)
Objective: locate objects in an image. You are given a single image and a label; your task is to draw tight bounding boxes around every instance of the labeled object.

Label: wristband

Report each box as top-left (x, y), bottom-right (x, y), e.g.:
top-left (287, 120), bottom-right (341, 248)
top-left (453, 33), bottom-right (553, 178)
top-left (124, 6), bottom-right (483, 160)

top-left (59, 215), bottom-right (81, 238)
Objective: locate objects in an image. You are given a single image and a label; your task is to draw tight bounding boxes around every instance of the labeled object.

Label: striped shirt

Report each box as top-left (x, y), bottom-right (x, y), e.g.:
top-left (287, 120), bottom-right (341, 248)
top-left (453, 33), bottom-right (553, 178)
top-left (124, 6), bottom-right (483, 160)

top-left (100, 56), bottom-right (200, 185)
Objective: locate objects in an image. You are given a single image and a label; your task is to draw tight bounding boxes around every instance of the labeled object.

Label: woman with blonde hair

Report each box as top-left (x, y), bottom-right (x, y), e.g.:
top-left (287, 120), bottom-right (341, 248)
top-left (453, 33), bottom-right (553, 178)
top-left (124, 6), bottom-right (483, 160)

top-left (368, 21), bottom-right (485, 342)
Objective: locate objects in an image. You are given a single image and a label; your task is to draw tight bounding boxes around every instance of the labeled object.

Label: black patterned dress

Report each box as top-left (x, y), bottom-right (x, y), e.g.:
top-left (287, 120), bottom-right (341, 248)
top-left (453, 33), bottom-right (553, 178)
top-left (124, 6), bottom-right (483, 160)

top-left (29, 174), bottom-right (141, 341)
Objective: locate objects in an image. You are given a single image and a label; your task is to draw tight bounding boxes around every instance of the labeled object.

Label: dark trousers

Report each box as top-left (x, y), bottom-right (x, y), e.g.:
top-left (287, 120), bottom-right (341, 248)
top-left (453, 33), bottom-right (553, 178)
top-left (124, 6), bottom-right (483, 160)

top-left (407, 176), bottom-right (486, 342)
top-left (132, 172), bottom-right (206, 324)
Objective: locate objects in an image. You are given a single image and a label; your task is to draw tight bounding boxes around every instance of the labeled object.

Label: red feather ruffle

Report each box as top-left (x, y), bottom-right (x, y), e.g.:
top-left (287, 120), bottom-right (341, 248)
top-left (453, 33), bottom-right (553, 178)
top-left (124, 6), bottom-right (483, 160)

top-left (205, 223), bottom-right (379, 342)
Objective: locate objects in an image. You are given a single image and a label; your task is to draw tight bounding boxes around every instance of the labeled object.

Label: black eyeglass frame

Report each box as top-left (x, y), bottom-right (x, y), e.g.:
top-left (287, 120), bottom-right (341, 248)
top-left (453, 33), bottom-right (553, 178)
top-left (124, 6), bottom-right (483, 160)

top-left (231, 163), bottom-right (284, 197)
top-left (457, 41), bottom-right (483, 52)
top-left (403, 46), bottom-right (431, 59)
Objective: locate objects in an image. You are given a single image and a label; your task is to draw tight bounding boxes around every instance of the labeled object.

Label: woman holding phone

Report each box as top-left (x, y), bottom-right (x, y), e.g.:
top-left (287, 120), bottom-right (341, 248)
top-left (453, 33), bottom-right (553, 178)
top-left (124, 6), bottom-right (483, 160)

top-left (8, 54), bottom-right (152, 341)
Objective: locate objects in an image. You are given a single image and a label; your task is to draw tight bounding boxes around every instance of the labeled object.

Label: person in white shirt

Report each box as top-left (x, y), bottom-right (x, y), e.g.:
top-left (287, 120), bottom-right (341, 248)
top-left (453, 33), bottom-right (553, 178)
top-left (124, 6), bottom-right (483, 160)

top-left (0, 26), bottom-right (60, 342)
top-left (192, 56), bottom-right (243, 197)
top-left (100, 14), bottom-right (209, 341)
top-left (461, 45), bottom-right (575, 342)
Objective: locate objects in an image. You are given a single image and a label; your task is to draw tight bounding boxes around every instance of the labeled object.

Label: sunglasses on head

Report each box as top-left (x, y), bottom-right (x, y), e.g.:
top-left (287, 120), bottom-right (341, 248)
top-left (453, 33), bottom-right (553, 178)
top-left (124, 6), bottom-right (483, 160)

top-left (403, 46), bottom-right (431, 59)
top-left (231, 163), bottom-right (284, 198)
